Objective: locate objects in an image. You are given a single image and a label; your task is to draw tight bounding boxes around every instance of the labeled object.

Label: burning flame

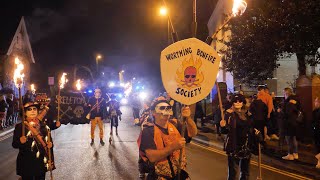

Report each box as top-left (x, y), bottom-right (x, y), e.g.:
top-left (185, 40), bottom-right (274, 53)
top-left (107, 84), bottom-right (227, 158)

top-left (30, 84), bottom-right (36, 93)
top-left (59, 73), bottom-right (68, 89)
top-left (76, 79), bottom-right (82, 91)
top-left (232, 0), bottom-right (247, 17)
top-left (13, 57), bottom-right (25, 88)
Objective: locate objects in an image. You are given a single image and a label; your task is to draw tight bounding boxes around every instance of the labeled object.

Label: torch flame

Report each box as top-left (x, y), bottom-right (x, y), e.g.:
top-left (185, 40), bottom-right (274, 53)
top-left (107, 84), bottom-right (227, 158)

top-left (59, 73), bottom-right (68, 89)
top-left (13, 57), bottom-right (25, 88)
top-left (76, 79), bottom-right (81, 91)
top-left (31, 84), bottom-right (36, 93)
top-left (232, 0), bottom-right (247, 17)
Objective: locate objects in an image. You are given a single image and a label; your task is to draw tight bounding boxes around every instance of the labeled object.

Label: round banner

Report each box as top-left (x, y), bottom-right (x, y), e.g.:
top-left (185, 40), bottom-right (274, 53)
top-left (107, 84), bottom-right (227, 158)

top-left (160, 38), bottom-right (221, 105)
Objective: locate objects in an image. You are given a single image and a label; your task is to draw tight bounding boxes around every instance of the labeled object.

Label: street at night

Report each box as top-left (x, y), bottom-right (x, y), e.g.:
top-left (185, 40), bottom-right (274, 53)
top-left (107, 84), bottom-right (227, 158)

top-left (0, 106), bottom-right (315, 180)
top-left (1, 0), bottom-right (320, 180)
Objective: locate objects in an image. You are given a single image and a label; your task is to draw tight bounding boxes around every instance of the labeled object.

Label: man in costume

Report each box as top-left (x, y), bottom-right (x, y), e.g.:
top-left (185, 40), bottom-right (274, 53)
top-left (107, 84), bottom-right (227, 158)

top-left (106, 94), bottom-right (122, 136)
top-left (138, 97), bottom-right (197, 179)
top-left (12, 101), bottom-right (61, 180)
top-left (87, 88), bottom-right (106, 145)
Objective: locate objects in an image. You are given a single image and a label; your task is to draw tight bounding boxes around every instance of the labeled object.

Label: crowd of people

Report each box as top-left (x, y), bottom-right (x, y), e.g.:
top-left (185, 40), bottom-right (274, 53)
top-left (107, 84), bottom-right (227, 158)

top-left (0, 90), bottom-right (36, 130)
top-left (210, 86), bottom-right (320, 169)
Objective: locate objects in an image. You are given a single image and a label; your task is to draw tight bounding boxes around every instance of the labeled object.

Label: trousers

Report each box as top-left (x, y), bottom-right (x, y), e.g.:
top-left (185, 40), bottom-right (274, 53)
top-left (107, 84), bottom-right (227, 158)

top-left (91, 117), bottom-right (104, 139)
top-left (227, 155), bottom-right (250, 180)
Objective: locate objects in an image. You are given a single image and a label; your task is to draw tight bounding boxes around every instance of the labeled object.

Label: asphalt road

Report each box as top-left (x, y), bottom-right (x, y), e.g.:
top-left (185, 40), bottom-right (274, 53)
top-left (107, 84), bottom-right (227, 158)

top-left (0, 106), bottom-right (312, 180)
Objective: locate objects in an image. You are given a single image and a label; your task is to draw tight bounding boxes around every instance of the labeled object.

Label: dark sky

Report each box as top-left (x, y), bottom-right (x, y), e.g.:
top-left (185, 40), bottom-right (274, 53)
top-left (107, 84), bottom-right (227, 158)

top-left (1, 0), bottom-right (216, 90)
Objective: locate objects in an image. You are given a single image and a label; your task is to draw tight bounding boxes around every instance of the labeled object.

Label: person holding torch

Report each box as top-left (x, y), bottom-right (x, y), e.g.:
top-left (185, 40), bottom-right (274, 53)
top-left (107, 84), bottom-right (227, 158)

top-left (12, 100), bottom-right (61, 180)
top-left (139, 96), bottom-right (197, 180)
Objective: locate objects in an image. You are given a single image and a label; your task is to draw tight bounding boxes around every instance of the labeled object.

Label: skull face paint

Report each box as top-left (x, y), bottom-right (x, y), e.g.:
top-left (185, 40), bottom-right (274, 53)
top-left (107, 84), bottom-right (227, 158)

top-left (25, 106), bottom-right (38, 118)
top-left (94, 89), bottom-right (101, 99)
top-left (155, 102), bottom-right (173, 117)
top-left (184, 66), bottom-right (197, 87)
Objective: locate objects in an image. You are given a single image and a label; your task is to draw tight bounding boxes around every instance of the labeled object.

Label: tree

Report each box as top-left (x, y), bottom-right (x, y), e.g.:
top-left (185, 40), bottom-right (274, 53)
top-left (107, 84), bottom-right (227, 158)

top-left (274, 0), bottom-right (320, 76)
top-left (221, 0), bottom-right (320, 85)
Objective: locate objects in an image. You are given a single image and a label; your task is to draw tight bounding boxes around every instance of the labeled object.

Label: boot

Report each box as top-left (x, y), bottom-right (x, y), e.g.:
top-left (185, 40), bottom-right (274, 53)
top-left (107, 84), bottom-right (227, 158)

top-left (100, 139), bottom-right (105, 146)
top-left (110, 129), bottom-right (113, 135)
top-left (90, 139), bottom-right (94, 146)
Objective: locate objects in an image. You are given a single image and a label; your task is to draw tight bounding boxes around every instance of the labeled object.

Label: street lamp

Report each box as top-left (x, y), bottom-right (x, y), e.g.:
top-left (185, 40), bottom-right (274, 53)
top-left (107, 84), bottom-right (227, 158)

top-left (96, 54), bottom-right (102, 74)
top-left (159, 5), bottom-right (178, 43)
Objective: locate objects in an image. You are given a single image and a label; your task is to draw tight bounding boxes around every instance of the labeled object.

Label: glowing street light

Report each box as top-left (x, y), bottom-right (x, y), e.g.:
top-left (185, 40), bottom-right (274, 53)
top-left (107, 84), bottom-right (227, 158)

top-left (95, 54), bottom-right (103, 74)
top-left (159, 6), bottom-right (168, 16)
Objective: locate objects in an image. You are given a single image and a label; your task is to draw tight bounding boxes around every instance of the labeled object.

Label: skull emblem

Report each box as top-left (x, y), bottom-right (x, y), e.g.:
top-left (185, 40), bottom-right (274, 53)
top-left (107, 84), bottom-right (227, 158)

top-left (184, 66), bottom-right (197, 87)
top-left (73, 106), bottom-right (84, 118)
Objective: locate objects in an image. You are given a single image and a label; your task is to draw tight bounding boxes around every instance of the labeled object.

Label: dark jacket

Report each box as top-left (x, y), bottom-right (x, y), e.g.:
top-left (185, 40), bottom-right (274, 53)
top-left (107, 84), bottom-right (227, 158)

top-left (0, 100), bottom-right (8, 112)
top-left (87, 97), bottom-right (106, 119)
top-left (221, 109), bottom-right (259, 158)
top-left (312, 108), bottom-right (320, 149)
top-left (283, 95), bottom-right (301, 136)
top-left (249, 99), bottom-right (268, 121)
top-left (12, 119), bottom-right (59, 176)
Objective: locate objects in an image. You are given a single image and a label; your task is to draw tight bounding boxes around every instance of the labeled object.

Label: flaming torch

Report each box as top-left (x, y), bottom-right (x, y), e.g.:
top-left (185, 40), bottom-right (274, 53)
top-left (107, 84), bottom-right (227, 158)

top-left (30, 84), bottom-right (36, 94)
top-left (76, 79), bottom-right (86, 100)
top-left (57, 73), bottom-right (68, 122)
top-left (13, 57), bottom-right (26, 136)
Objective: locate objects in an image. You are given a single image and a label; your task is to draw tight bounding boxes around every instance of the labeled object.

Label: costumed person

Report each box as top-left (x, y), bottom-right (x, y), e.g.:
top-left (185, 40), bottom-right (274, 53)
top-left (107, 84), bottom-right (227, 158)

top-left (12, 101), bottom-right (61, 180)
top-left (312, 97), bottom-right (320, 168)
top-left (87, 88), bottom-right (106, 146)
top-left (138, 97), bottom-right (198, 180)
top-left (106, 94), bottom-right (122, 136)
top-left (220, 94), bottom-right (262, 180)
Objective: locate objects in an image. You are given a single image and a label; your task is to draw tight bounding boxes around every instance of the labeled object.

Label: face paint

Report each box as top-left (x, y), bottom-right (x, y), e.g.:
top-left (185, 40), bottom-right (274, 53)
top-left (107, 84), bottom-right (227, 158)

top-left (25, 106), bottom-right (38, 118)
top-left (155, 102), bottom-right (173, 116)
top-left (94, 89), bottom-right (101, 98)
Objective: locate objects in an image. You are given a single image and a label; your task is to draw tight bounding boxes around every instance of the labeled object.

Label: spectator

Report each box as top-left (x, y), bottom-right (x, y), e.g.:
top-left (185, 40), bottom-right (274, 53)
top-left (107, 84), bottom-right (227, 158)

top-left (249, 94), bottom-right (268, 145)
top-left (6, 93), bottom-right (14, 126)
top-left (257, 86), bottom-right (274, 141)
top-left (282, 87), bottom-right (301, 161)
top-left (0, 95), bottom-right (9, 129)
top-left (312, 97), bottom-right (320, 168)
top-left (265, 88), bottom-right (279, 140)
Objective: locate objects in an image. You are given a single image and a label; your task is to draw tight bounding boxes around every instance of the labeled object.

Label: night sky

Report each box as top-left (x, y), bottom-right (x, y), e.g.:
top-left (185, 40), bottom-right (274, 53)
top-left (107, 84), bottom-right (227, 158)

top-left (1, 0), bottom-right (216, 91)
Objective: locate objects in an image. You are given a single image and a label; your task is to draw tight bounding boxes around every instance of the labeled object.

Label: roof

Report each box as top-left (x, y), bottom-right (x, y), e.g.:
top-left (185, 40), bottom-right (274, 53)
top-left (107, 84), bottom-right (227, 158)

top-left (0, 17), bottom-right (35, 63)
top-left (0, 17), bottom-right (20, 55)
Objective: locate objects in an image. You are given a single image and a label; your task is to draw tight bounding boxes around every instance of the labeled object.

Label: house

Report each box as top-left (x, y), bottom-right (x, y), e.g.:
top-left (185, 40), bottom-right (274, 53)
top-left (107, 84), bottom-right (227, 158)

top-left (0, 17), bottom-right (35, 97)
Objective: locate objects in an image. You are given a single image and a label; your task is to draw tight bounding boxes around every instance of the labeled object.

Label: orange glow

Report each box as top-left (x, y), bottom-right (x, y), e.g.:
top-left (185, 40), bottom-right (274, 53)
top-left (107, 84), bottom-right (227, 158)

top-left (13, 57), bottom-right (25, 88)
top-left (232, 0), bottom-right (247, 17)
top-left (59, 73), bottom-right (68, 89)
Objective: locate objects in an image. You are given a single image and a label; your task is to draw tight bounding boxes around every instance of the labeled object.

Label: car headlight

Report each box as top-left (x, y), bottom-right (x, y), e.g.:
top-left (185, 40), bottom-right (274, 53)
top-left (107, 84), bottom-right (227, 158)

top-left (120, 98), bottom-right (128, 105)
top-left (139, 92), bottom-right (147, 100)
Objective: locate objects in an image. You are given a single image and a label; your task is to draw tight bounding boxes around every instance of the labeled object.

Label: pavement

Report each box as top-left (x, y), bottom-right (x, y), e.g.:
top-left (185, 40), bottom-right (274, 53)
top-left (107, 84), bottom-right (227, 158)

top-left (192, 121), bottom-right (320, 179)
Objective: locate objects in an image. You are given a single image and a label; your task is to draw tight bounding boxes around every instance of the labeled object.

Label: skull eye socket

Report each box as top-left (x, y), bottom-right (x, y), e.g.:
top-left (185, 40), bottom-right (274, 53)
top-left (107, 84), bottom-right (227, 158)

top-left (157, 106), bottom-right (172, 111)
top-left (184, 75), bottom-right (196, 78)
